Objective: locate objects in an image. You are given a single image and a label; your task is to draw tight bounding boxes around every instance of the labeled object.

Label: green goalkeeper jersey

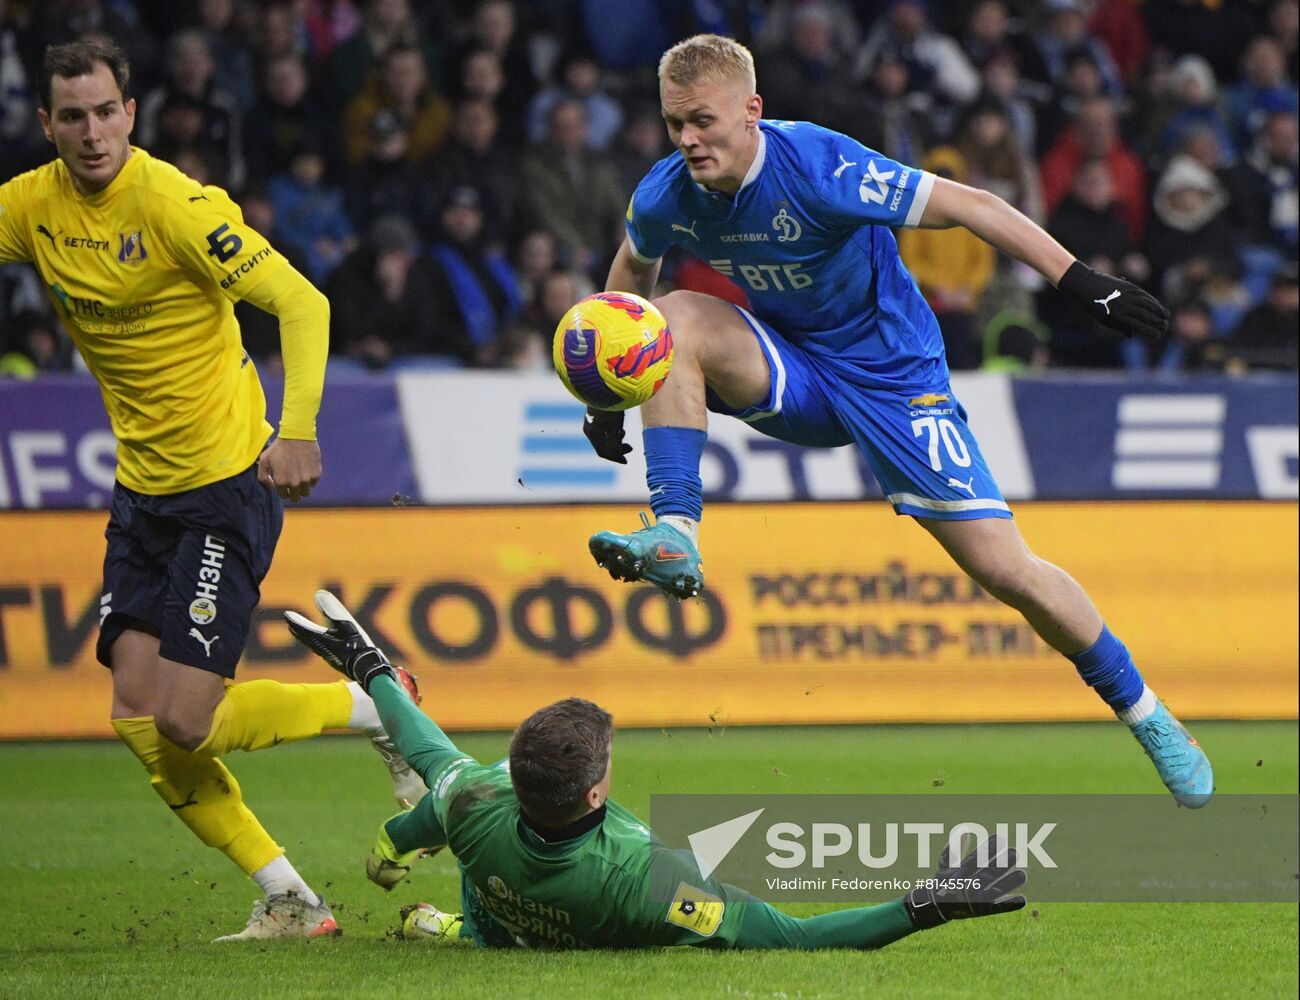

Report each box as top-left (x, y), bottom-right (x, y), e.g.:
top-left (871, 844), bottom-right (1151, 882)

top-left (370, 674), bottom-right (916, 951)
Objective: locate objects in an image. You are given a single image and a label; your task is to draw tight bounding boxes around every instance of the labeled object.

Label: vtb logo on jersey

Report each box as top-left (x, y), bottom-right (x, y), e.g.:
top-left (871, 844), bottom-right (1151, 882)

top-left (859, 160), bottom-right (896, 206)
top-left (117, 230), bottom-right (148, 264)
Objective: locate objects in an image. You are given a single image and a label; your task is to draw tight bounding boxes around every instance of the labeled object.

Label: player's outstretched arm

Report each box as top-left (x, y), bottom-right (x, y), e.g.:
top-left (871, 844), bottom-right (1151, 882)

top-left (731, 836), bottom-right (1026, 950)
top-left (919, 178), bottom-right (1168, 340)
top-left (284, 591), bottom-right (468, 784)
top-left (240, 263), bottom-right (329, 500)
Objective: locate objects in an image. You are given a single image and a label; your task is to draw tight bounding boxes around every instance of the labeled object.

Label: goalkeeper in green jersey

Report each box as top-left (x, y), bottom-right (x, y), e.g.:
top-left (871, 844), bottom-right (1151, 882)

top-left (286, 592), bottom-right (1028, 950)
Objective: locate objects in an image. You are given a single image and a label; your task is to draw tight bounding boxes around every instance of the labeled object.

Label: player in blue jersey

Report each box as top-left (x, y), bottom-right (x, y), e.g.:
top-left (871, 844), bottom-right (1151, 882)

top-left (582, 35), bottom-right (1212, 807)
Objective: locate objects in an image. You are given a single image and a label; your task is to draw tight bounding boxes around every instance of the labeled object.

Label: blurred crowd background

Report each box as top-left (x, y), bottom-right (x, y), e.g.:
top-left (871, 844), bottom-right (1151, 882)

top-left (0, 0), bottom-right (1296, 379)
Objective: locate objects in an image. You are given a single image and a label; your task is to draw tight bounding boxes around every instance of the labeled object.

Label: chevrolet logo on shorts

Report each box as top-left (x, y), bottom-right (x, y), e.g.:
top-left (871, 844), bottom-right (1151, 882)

top-left (908, 393), bottom-right (950, 407)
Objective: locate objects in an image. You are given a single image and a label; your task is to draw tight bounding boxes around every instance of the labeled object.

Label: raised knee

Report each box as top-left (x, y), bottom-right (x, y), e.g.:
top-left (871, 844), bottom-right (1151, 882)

top-left (154, 708), bottom-right (213, 752)
top-left (651, 289), bottom-right (705, 339)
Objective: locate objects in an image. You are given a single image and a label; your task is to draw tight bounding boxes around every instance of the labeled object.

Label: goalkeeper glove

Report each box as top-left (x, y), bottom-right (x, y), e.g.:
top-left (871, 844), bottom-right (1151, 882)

top-left (583, 406), bottom-right (632, 464)
top-left (903, 835), bottom-right (1028, 929)
top-left (284, 590), bottom-right (396, 693)
top-left (1057, 260), bottom-right (1169, 340)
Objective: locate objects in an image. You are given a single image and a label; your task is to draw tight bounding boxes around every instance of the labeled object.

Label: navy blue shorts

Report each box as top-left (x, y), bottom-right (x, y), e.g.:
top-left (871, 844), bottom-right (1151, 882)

top-left (97, 461), bottom-right (283, 678)
top-left (706, 306), bottom-right (1013, 520)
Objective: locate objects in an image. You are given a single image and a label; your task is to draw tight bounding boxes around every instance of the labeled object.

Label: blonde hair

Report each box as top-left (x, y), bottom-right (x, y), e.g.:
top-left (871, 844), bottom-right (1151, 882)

top-left (658, 34), bottom-right (756, 93)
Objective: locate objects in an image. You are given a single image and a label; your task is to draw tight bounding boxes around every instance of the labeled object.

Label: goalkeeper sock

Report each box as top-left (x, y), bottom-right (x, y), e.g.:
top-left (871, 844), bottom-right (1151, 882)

top-left (196, 679), bottom-right (352, 755)
top-left (644, 426), bottom-right (706, 523)
top-left (1068, 625), bottom-right (1146, 713)
top-left (112, 717), bottom-right (283, 876)
top-left (346, 681), bottom-right (382, 732)
top-left (251, 855), bottom-right (321, 905)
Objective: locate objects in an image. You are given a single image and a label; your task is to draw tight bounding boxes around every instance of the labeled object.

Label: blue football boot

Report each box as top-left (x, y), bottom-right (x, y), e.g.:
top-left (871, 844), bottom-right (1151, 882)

top-left (1130, 701), bottom-right (1214, 807)
top-left (589, 513), bottom-right (703, 599)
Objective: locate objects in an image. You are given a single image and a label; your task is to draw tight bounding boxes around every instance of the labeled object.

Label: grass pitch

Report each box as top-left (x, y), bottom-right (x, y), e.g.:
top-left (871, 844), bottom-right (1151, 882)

top-left (0, 722), bottom-right (1295, 999)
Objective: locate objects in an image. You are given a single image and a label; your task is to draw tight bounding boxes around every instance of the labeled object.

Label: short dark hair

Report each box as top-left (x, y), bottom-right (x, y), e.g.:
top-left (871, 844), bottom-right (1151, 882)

top-left (508, 698), bottom-right (613, 826)
top-left (40, 39), bottom-right (130, 111)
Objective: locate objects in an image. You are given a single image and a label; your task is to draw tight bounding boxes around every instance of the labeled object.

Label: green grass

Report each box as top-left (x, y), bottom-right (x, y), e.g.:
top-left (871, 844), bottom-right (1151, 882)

top-left (0, 722), bottom-right (1295, 999)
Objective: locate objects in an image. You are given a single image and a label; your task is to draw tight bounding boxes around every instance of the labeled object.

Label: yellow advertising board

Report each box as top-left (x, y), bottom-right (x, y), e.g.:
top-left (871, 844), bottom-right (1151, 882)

top-left (0, 502), bottom-right (1295, 738)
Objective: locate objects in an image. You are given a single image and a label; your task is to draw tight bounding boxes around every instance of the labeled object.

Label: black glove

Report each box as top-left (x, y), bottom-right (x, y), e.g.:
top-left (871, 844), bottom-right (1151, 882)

top-left (1057, 260), bottom-right (1169, 340)
top-left (903, 835), bottom-right (1027, 929)
top-left (583, 406), bottom-right (632, 464)
top-left (285, 590), bottom-right (396, 693)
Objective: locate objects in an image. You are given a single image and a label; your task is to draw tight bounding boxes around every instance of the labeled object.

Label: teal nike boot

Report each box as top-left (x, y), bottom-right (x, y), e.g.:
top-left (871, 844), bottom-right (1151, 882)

top-left (589, 513), bottom-right (703, 599)
top-left (1130, 702), bottom-right (1214, 807)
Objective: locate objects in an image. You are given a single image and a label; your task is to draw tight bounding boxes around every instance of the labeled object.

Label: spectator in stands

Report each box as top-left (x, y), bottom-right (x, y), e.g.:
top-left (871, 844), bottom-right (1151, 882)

top-left (327, 214), bottom-right (442, 367)
top-left (1141, 0), bottom-right (1259, 82)
top-left (610, 100), bottom-right (671, 199)
top-left (757, 2), bottom-right (871, 143)
top-left (1176, 126), bottom-right (1271, 247)
top-left (269, 140), bottom-right (356, 287)
top-left (978, 49), bottom-right (1046, 158)
top-left (254, 2), bottom-right (310, 72)
top-left (197, 0), bottom-right (256, 112)
top-left (329, 0), bottom-right (439, 109)
top-left (0, 310), bottom-right (72, 378)
top-left (457, 47), bottom-right (517, 139)
top-left (246, 53), bottom-right (335, 184)
top-left (757, 0), bottom-right (861, 58)
top-left (1032, 0), bottom-right (1124, 97)
top-left (137, 30), bottom-right (245, 190)
top-left (0, 3), bottom-right (44, 179)
top-left (956, 97), bottom-right (1043, 221)
top-left (859, 45), bottom-right (934, 167)
top-left (36, 0), bottom-right (158, 91)
top-left (302, 0), bottom-right (364, 63)
top-left (343, 42), bottom-right (450, 166)
top-left (1208, 263), bottom-right (1299, 372)
top-left (853, 0), bottom-right (980, 109)
top-left (897, 147), bottom-right (995, 370)
top-left (527, 50), bottom-right (623, 151)
top-left (520, 98), bottom-right (625, 275)
top-left (426, 187), bottom-right (523, 367)
top-left (344, 109), bottom-right (436, 239)
top-left (1049, 158), bottom-right (1149, 289)
top-left (429, 98), bottom-right (516, 241)
top-left (1042, 95), bottom-right (1147, 243)
top-left (1157, 55), bottom-right (1237, 162)
top-left (1145, 154), bottom-right (1240, 300)
top-left (981, 312), bottom-right (1051, 373)
top-left (1224, 37), bottom-right (1300, 151)
top-left (1241, 111), bottom-right (1300, 252)
top-left (451, 0), bottom-right (536, 139)
top-left (961, 1), bottom-right (1041, 78)
top-left (1087, 0), bottom-right (1150, 88)
top-left (1037, 47), bottom-right (1111, 155)
top-left (512, 229), bottom-right (559, 306)
top-left (1266, 0), bottom-right (1299, 79)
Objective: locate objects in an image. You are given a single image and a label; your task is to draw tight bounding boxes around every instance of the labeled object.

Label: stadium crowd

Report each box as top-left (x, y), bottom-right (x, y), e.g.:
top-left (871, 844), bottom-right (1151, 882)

top-left (0, 0), bottom-right (1296, 377)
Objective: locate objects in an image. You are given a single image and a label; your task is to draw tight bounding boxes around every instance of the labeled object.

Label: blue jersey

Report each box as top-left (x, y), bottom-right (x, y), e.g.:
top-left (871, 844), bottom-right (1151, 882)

top-left (626, 120), bottom-right (943, 389)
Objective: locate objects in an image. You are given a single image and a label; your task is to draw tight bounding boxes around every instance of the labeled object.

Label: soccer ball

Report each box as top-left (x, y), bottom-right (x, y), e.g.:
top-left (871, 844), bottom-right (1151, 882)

top-left (552, 292), bottom-right (674, 411)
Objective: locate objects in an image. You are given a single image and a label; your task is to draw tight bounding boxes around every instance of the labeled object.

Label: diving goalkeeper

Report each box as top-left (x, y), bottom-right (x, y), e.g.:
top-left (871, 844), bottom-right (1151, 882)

top-left (286, 592), bottom-right (1028, 949)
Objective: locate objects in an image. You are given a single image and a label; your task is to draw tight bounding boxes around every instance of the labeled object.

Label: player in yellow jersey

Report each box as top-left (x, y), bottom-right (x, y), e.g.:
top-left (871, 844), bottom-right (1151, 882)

top-left (0, 39), bottom-right (427, 941)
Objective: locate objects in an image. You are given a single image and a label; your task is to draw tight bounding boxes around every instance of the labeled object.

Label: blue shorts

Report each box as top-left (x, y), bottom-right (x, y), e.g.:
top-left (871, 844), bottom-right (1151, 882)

top-left (97, 461), bottom-right (283, 678)
top-left (706, 306), bottom-right (1012, 520)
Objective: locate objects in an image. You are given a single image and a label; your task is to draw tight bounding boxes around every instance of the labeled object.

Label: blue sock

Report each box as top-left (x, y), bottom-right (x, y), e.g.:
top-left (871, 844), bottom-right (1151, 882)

top-left (643, 426), bottom-right (706, 521)
top-left (1068, 625), bottom-right (1145, 712)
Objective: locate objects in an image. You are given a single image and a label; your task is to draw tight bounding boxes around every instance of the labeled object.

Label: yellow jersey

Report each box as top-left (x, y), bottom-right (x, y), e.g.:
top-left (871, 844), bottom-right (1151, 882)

top-left (0, 148), bottom-right (312, 495)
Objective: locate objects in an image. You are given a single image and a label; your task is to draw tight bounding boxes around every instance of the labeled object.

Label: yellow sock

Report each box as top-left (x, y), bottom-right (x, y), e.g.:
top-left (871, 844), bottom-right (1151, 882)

top-left (196, 679), bottom-right (352, 755)
top-left (112, 717), bottom-right (282, 876)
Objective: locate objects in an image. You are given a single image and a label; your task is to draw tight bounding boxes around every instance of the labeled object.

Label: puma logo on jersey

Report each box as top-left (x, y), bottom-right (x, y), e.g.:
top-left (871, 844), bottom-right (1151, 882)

top-left (189, 628), bottom-right (218, 657)
top-left (833, 154), bottom-right (857, 178)
top-left (1094, 290), bottom-right (1121, 314)
top-left (947, 476), bottom-right (977, 498)
top-left (35, 224), bottom-right (60, 244)
top-left (671, 220), bottom-right (699, 240)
